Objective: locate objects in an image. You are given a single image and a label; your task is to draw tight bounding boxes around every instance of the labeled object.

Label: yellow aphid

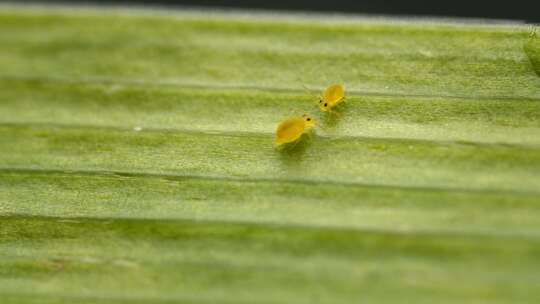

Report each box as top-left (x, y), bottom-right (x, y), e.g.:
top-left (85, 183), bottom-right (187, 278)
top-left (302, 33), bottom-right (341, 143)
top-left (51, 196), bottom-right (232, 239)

top-left (275, 114), bottom-right (316, 145)
top-left (319, 84), bottom-right (345, 111)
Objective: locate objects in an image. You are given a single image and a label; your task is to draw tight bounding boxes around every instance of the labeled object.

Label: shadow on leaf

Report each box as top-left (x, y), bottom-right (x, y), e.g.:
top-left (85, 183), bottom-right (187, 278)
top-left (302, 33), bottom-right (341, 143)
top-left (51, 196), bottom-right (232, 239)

top-left (276, 133), bottom-right (314, 169)
top-left (322, 102), bottom-right (349, 130)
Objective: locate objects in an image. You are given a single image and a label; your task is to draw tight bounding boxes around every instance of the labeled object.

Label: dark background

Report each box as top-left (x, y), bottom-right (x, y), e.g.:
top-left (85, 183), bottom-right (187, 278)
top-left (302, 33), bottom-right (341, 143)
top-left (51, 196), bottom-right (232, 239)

top-left (10, 0), bottom-right (540, 22)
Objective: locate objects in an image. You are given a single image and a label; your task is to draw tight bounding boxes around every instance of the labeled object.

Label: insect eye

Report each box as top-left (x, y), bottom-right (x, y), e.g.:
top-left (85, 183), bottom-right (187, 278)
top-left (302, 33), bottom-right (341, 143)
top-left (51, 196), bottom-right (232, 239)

top-left (307, 118), bottom-right (311, 121)
top-left (324, 103), bottom-right (328, 107)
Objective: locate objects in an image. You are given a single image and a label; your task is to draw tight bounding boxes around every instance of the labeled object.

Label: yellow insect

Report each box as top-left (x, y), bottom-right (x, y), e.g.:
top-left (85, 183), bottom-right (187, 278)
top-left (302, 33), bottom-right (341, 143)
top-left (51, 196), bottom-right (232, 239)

top-left (319, 84), bottom-right (345, 112)
top-left (275, 114), bottom-right (316, 146)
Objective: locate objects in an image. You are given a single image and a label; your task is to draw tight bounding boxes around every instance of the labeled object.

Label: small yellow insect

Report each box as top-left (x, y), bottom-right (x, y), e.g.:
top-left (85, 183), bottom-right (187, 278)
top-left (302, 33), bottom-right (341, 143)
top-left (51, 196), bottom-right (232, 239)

top-left (275, 114), bottom-right (316, 146)
top-left (319, 84), bottom-right (345, 112)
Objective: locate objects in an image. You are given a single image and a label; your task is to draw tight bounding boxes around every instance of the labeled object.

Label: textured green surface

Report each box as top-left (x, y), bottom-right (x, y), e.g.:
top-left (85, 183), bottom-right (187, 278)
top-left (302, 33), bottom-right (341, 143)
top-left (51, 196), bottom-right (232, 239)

top-left (1, 5), bottom-right (540, 304)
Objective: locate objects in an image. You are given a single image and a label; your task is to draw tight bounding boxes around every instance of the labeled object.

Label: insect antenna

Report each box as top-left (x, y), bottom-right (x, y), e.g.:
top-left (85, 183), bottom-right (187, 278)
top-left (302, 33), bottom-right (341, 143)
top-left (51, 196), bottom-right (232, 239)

top-left (300, 83), bottom-right (322, 105)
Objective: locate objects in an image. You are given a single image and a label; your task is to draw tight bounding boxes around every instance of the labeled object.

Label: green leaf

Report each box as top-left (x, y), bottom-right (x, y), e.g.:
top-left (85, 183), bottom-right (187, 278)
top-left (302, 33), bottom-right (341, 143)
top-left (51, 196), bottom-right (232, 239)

top-left (1, 5), bottom-right (540, 304)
